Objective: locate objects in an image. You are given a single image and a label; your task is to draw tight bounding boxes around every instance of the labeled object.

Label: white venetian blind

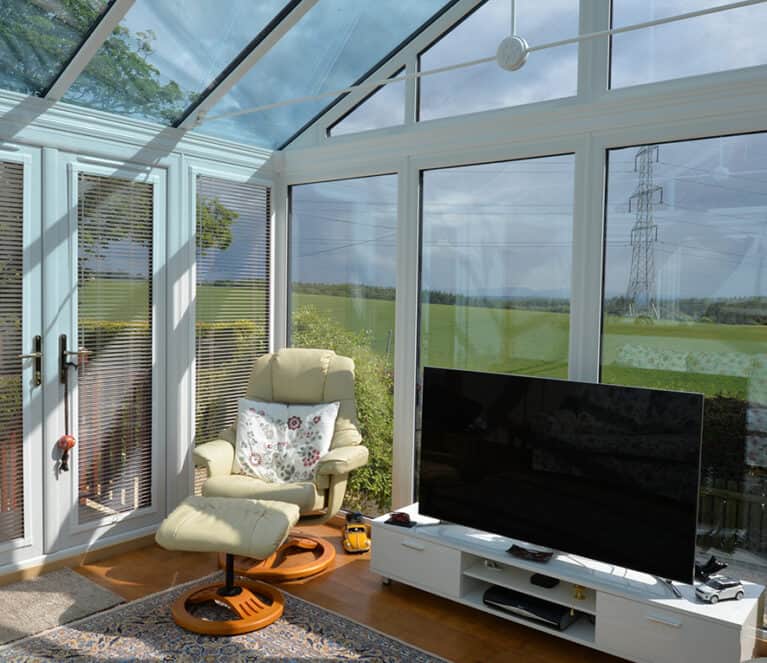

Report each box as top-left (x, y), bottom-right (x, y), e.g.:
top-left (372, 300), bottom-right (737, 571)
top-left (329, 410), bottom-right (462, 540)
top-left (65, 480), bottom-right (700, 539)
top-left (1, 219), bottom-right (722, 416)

top-left (195, 176), bottom-right (270, 446)
top-left (0, 161), bottom-right (24, 543)
top-left (77, 173), bottom-right (153, 523)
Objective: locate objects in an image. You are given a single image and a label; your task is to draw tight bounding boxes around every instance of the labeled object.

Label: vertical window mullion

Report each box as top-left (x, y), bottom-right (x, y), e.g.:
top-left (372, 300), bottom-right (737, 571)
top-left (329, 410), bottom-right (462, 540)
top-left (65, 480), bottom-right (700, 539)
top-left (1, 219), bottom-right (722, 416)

top-left (576, 0), bottom-right (611, 103)
top-left (569, 138), bottom-right (607, 383)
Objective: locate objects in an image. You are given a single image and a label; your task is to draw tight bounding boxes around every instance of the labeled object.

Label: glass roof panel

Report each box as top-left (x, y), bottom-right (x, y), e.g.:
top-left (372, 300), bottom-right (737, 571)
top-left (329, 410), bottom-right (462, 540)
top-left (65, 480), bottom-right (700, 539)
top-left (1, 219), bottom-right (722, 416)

top-left (62, 0), bottom-right (290, 124)
top-left (196, 0), bottom-right (451, 149)
top-left (0, 0), bottom-right (109, 96)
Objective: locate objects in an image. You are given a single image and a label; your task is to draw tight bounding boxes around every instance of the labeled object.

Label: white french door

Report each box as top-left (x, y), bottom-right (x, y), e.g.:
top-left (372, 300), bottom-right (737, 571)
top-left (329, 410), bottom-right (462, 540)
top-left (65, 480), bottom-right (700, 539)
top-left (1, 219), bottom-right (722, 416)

top-left (0, 147), bottom-right (168, 570)
top-left (42, 154), bottom-right (166, 554)
top-left (0, 145), bottom-right (44, 570)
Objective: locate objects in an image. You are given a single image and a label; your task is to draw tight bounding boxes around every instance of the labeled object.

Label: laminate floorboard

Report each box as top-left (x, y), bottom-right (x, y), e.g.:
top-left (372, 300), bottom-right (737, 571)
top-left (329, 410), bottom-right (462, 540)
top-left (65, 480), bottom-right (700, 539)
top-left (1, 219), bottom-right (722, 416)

top-left (74, 523), bottom-right (630, 663)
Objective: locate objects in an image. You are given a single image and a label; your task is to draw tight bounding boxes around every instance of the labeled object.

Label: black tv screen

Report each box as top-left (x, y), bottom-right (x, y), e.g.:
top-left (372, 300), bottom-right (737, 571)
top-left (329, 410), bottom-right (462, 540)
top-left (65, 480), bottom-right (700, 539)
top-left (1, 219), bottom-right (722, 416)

top-left (418, 367), bottom-right (704, 584)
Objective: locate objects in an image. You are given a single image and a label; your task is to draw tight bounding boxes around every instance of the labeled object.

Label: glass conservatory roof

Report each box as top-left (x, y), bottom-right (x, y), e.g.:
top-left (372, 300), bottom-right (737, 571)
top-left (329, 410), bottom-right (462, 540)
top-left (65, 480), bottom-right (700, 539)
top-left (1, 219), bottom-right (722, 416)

top-left (0, 0), bottom-right (110, 96)
top-left (0, 0), bottom-right (457, 149)
top-left (62, 0), bottom-right (290, 125)
top-left (196, 0), bottom-right (449, 149)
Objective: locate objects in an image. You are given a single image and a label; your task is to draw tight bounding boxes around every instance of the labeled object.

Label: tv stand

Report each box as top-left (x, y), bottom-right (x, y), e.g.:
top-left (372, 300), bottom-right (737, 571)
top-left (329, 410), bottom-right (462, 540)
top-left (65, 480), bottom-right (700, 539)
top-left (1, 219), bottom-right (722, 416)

top-left (371, 504), bottom-right (763, 663)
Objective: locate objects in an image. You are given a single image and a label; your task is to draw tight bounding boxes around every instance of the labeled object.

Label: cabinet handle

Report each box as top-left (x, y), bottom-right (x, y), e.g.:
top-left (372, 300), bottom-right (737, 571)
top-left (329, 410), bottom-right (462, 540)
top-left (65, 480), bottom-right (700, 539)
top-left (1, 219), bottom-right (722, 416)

top-left (646, 614), bottom-right (682, 629)
top-left (401, 540), bottom-right (425, 552)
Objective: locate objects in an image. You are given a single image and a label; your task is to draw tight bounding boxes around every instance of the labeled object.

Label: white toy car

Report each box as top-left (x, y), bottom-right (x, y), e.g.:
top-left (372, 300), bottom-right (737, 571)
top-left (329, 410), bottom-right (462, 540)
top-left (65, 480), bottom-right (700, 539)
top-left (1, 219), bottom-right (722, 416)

top-left (695, 575), bottom-right (744, 604)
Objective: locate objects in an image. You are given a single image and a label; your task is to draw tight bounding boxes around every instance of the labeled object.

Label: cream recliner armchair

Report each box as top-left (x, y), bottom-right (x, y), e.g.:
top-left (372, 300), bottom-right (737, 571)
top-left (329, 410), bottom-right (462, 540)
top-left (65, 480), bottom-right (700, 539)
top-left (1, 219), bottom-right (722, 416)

top-left (193, 348), bottom-right (368, 579)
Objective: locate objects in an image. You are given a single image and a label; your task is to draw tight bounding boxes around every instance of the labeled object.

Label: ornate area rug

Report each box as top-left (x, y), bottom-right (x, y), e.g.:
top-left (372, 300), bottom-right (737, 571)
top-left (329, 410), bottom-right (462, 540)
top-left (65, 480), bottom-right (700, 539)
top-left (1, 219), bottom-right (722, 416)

top-left (0, 568), bottom-right (123, 645)
top-left (0, 573), bottom-right (447, 662)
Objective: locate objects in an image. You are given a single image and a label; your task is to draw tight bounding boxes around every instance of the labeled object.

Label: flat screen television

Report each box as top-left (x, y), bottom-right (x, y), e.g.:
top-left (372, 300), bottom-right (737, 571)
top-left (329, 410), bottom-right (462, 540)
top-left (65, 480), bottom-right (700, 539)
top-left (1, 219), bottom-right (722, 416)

top-left (418, 367), bottom-right (704, 584)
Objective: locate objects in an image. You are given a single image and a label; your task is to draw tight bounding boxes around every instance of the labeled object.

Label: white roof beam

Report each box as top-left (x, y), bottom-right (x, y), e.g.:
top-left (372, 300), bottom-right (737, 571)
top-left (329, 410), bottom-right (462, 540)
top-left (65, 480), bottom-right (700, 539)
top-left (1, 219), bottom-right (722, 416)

top-left (175, 0), bottom-right (319, 130)
top-left (44, 0), bottom-right (136, 101)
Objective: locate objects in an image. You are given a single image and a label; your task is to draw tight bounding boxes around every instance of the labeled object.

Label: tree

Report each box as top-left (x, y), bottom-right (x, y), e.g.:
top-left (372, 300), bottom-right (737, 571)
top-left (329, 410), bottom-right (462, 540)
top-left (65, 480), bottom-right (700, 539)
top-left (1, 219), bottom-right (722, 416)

top-left (197, 196), bottom-right (238, 254)
top-left (291, 305), bottom-right (394, 512)
top-left (0, 0), bottom-right (190, 122)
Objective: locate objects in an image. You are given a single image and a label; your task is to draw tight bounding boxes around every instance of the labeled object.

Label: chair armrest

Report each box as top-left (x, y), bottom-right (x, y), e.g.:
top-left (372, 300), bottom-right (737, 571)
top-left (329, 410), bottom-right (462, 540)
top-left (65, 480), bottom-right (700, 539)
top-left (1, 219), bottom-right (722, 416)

top-left (193, 439), bottom-right (234, 477)
top-left (316, 445), bottom-right (369, 476)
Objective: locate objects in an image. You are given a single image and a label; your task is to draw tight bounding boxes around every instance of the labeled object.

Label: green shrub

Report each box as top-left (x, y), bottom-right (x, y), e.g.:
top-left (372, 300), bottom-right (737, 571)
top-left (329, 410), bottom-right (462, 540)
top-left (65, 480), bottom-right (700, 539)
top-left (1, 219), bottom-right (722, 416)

top-left (291, 305), bottom-right (393, 513)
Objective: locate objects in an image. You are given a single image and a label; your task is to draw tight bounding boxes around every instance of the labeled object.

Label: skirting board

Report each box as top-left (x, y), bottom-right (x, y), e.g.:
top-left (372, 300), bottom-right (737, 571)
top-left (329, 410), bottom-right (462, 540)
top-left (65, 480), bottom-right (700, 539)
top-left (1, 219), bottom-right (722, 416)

top-left (0, 533), bottom-right (156, 587)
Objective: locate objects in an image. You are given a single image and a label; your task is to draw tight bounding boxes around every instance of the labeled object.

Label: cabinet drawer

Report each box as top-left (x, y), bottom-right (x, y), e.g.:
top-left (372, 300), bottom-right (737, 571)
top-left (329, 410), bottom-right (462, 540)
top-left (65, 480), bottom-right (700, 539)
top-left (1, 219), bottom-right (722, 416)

top-left (371, 527), bottom-right (462, 598)
top-left (596, 593), bottom-right (740, 663)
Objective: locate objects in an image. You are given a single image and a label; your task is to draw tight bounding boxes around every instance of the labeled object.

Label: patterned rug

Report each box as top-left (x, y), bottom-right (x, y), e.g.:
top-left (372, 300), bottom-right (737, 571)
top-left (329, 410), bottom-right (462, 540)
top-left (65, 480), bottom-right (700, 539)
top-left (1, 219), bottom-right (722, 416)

top-left (0, 573), bottom-right (448, 662)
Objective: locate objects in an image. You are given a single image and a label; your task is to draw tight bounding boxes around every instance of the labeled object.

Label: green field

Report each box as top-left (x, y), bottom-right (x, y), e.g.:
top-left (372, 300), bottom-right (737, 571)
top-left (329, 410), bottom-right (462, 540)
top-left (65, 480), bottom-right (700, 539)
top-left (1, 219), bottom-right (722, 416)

top-left (78, 279), bottom-right (267, 323)
top-left (78, 281), bottom-right (767, 402)
top-left (293, 292), bottom-right (767, 402)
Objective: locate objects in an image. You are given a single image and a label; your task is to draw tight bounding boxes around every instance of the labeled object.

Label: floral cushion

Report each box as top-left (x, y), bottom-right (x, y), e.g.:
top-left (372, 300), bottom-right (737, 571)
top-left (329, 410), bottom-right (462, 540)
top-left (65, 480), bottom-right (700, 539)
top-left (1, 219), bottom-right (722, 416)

top-left (235, 398), bottom-right (340, 484)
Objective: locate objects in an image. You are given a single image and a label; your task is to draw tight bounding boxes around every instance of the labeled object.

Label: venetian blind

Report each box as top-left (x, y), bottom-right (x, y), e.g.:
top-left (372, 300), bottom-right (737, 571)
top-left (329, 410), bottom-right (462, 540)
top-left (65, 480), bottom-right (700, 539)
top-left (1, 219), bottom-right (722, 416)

top-left (0, 161), bottom-right (24, 543)
top-left (195, 177), bottom-right (270, 446)
top-left (77, 173), bottom-right (153, 523)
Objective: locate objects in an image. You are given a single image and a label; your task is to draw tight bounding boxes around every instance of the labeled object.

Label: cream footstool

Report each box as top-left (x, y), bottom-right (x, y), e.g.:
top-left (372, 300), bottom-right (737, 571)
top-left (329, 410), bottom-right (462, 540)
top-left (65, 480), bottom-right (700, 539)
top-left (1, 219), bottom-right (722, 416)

top-left (156, 496), bottom-right (299, 635)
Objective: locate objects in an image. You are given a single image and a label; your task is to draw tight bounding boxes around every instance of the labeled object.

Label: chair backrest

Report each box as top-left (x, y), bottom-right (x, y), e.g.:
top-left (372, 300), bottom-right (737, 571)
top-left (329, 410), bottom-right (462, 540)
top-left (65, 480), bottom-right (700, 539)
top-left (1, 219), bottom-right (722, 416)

top-left (244, 348), bottom-right (362, 449)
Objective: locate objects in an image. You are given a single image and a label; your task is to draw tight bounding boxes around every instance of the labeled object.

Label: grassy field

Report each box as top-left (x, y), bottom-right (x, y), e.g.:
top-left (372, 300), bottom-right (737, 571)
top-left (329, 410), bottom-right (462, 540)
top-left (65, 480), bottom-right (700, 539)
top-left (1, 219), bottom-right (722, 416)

top-left (293, 292), bottom-right (767, 402)
top-left (78, 281), bottom-right (767, 402)
top-left (78, 279), bottom-right (267, 323)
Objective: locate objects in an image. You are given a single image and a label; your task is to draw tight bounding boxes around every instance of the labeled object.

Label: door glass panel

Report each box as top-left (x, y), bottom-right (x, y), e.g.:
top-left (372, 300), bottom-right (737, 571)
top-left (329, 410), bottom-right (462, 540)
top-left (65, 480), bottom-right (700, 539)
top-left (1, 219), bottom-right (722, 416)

top-left (77, 173), bottom-right (153, 523)
top-left (0, 161), bottom-right (24, 543)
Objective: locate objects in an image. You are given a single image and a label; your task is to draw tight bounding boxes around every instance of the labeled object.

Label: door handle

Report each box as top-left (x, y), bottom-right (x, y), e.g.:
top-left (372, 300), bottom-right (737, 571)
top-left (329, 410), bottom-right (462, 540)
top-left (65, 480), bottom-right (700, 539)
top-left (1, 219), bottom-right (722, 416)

top-left (17, 335), bottom-right (42, 386)
top-left (59, 334), bottom-right (92, 383)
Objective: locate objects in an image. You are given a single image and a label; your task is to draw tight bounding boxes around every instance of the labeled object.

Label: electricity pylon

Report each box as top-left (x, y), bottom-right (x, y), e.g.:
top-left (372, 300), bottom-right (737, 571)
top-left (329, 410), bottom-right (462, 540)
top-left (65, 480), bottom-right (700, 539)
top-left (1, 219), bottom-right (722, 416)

top-left (626, 145), bottom-right (663, 318)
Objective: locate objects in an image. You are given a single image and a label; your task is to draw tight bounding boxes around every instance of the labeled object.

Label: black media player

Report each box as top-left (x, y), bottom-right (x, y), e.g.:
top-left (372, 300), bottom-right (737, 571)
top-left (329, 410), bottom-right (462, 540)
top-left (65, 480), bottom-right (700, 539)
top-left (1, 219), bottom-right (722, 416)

top-left (482, 586), bottom-right (579, 631)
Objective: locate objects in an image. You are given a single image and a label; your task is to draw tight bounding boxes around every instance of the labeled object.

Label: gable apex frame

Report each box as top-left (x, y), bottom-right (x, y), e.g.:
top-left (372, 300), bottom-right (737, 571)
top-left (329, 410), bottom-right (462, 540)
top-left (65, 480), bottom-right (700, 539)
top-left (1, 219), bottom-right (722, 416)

top-left (281, 0), bottom-right (482, 150)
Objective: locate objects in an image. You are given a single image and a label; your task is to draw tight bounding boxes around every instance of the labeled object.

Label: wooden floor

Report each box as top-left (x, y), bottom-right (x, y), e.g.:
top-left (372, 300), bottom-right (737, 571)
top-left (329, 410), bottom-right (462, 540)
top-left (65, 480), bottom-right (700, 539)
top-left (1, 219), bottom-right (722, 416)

top-left (74, 522), bottom-right (628, 663)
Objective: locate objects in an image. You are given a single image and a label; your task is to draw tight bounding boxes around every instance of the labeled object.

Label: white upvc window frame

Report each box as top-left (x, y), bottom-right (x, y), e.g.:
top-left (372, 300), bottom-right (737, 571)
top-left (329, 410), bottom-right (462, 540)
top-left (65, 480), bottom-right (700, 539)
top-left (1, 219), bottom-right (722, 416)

top-left (275, 0), bottom-right (767, 510)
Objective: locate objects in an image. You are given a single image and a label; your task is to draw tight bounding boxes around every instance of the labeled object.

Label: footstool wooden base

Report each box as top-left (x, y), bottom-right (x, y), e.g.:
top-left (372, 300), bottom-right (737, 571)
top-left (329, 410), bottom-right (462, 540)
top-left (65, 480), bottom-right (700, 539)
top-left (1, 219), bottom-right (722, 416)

top-left (172, 554), bottom-right (284, 635)
top-left (219, 534), bottom-right (336, 582)
top-left (155, 497), bottom-right (301, 636)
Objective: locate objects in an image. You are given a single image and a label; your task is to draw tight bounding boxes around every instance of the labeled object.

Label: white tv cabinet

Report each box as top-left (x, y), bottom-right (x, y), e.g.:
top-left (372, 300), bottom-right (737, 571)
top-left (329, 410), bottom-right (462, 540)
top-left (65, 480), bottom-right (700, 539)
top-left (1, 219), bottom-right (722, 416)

top-left (371, 504), bottom-right (764, 663)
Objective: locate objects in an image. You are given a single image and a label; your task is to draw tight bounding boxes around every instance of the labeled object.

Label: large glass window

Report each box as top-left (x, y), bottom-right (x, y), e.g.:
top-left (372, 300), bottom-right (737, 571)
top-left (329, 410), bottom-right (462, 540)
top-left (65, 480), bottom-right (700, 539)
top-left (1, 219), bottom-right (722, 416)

top-left (195, 177), bottom-right (271, 446)
top-left (418, 0), bottom-right (578, 122)
top-left (420, 155), bottom-right (575, 378)
top-left (602, 133), bottom-right (767, 591)
top-left (611, 1), bottom-right (767, 89)
top-left (289, 175), bottom-right (397, 516)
